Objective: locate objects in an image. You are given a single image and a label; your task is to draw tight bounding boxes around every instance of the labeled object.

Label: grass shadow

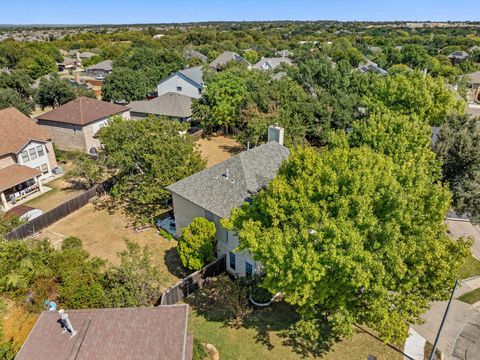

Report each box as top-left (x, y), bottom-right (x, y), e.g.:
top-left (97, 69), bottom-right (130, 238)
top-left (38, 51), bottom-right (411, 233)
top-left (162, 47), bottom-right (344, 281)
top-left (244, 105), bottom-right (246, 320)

top-left (186, 277), bottom-right (336, 357)
top-left (163, 247), bottom-right (190, 279)
top-left (218, 144), bottom-right (243, 155)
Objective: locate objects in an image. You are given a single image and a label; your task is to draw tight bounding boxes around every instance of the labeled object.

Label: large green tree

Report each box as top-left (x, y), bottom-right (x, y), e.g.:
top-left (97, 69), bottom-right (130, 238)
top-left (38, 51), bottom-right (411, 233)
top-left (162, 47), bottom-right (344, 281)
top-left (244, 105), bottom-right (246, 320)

top-left (435, 114), bottom-right (480, 223)
top-left (193, 71), bottom-right (247, 133)
top-left (0, 88), bottom-right (34, 115)
top-left (364, 71), bottom-right (465, 126)
top-left (101, 67), bottom-right (151, 102)
top-left (98, 116), bottom-right (205, 221)
top-left (34, 75), bottom-right (76, 109)
top-left (226, 111), bottom-right (470, 346)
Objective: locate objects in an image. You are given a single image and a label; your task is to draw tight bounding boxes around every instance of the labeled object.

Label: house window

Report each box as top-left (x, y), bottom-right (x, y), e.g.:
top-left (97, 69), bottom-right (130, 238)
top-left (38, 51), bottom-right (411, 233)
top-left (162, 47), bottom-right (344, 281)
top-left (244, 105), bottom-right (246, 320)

top-left (229, 252), bottom-right (236, 270)
top-left (176, 86), bottom-right (182, 91)
top-left (37, 145), bottom-right (45, 157)
top-left (29, 148), bottom-right (37, 160)
top-left (245, 262), bottom-right (253, 277)
top-left (40, 164), bottom-right (49, 174)
top-left (21, 150), bottom-right (29, 163)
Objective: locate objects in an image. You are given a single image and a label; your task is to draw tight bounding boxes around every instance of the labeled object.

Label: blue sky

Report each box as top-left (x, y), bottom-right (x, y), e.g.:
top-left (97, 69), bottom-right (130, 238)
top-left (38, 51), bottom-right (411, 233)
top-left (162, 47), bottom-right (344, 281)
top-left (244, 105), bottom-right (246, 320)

top-left (1, 0), bottom-right (478, 24)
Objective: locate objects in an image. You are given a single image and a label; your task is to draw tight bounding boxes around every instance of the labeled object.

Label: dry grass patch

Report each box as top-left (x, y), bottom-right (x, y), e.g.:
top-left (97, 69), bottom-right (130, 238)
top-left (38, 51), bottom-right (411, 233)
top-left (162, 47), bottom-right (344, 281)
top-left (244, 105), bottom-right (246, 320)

top-left (197, 135), bottom-right (243, 167)
top-left (37, 201), bottom-right (185, 286)
top-left (1, 300), bottom-right (38, 352)
top-left (25, 176), bottom-right (83, 212)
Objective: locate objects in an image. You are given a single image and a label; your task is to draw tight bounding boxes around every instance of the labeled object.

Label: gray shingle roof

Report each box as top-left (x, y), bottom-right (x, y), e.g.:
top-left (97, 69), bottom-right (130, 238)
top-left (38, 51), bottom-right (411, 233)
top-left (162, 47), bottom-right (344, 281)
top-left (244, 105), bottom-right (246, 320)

top-left (167, 141), bottom-right (290, 219)
top-left (252, 57), bottom-right (293, 70)
top-left (448, 51), bottom-right (468, 59)
top-left (183, 49), bottom-right (208, 63)
top-left (466, 71), bottom-right (480, 85)
top-left (209, 51), bottom-right (250, 69)
top-left (177, 66), bottom-right (204, 87)
top-left (358, 60), bottom-right (388, 75)
top-left (129, 92), bottom-right (192, 118)
top-left (86, 60), bottom-right (112, 72)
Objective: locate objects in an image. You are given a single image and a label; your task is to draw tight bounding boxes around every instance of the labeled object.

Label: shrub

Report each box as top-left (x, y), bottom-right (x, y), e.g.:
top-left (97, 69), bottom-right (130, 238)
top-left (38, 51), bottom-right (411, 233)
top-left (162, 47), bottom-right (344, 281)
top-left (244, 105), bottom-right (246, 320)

top-left (177, 218), bottom-right (217, 271)
top-left (61, 236), bottom-right (83, 250)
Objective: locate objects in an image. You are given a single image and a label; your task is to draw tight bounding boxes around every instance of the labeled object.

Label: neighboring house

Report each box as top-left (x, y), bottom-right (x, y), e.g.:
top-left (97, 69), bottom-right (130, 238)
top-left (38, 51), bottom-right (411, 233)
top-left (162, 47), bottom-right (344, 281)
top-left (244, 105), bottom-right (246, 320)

top-left (209, 51), bottom-right (250, 70)
top-left (465, 71), bottom-right (480, 90)
top-left (77, 51), bottom-right (96, 61)
top-left (252, 57), bottom-right (293, 71)
top-left (469, 46), bottom-right (480, 53)
top-left (183, 49), bottom-right (208, 63)
top-left (448, 51), bottom-right (469, 65)
top-left (129, 92), bottom-right (193, 121)
top-left (85, 60), bottom-right (113, 76)
top-left (0, 107), bottom-right (57, 211)
top-left (36, 97), bottom-right (130, 154)
top-left (358, 60), bottom-right (388, 75)
top-left (275, 49), bottom-right (291, 57)
top-left (16, 305), bottom-right (193, 360)
top-left (57, 57), bottom-right (81, 71)
top-left (167, 126), bottom-right (289, 277)
top-left (157, 66), bottom-right (204, 99)
top-left (368, 45), bottom-right (382, 55)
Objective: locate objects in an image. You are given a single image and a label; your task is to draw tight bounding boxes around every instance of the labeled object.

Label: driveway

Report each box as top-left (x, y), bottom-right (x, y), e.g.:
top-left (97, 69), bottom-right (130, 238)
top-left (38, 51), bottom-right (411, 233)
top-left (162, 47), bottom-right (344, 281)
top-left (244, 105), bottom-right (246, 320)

top-left (406, 278), bottom-right (480, 360)
top-left (452, 308), bottom-right (480, 360)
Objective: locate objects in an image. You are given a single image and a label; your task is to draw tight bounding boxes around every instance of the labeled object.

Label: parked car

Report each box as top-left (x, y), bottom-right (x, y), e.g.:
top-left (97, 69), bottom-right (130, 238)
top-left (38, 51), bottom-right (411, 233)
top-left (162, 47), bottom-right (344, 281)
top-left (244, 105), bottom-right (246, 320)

top-left (95, 75), bottom-right (105, 81)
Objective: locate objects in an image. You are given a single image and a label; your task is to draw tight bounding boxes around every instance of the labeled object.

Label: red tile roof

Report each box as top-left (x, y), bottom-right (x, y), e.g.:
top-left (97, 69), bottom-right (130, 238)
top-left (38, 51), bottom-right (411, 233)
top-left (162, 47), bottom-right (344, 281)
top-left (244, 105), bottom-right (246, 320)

top-left (16, 305), bottom-right (192, 360)
top-left (36, 97), bottom-right (129, 126)
top-left (0, 107), bottom-right (51, 155)
top-left (0, 164), bottom-right (41, 192)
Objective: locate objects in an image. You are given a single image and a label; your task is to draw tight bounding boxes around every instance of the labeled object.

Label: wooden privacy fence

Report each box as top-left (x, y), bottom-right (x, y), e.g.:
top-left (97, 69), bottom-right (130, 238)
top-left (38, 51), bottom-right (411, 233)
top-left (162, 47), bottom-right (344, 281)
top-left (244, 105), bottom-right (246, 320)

top-left (5, 184), bottom-right (104, 240)
top-left (159, 255), bottom-right (226, 305)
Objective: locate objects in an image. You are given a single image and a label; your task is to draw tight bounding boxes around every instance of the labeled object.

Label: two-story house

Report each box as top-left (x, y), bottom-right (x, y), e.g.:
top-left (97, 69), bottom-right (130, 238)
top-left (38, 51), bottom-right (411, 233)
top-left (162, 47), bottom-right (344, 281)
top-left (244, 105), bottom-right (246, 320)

top-left (167, 126), bottom-right (289, 277)
top-left (36, 97), bottom-right (130, 154)
top-left (157, 66), bottom-right (204, 99)
top-left (0, 107), bottom-right (58, 211)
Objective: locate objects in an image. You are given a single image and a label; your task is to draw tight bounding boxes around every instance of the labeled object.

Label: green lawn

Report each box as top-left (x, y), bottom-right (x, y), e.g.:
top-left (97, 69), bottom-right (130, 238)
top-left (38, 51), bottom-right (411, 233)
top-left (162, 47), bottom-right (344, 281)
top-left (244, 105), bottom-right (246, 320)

top-left (188, 301), bottom-right (403, 360)
top-left (458, 288), bottom-right (480, 305)
top-left (459, 255), bottom-right (480, 279)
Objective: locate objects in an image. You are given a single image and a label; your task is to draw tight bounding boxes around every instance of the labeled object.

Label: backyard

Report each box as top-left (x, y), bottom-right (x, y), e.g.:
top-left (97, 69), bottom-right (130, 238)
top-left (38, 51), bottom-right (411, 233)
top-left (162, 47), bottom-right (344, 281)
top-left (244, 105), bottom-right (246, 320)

top-left (188, 291), bottom-right (404, 360)
top-left (24, 176), bottom-right (83, 212)
top-left (36, 200), bottom-right (186, 285)
top-left (197, 135), bottom-right (243, 167)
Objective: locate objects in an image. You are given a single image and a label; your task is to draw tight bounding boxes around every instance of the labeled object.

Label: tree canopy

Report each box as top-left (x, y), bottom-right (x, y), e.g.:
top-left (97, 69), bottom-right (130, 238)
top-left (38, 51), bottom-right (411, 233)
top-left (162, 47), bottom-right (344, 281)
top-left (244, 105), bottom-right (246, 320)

top-left (98, 116), bottom-right (205, 222)
top-left (226, 110), bottom-right (470, 345)
top-left (435, 115), bottom-right (480, 223)
top-left (177, 217), bottom-right (217, 271)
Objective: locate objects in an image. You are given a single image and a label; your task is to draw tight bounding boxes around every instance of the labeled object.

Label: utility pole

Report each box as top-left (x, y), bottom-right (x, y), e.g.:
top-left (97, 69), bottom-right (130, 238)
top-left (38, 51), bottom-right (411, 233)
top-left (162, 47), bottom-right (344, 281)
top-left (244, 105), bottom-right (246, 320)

top-left (428, 278), bottom-right (459, 360)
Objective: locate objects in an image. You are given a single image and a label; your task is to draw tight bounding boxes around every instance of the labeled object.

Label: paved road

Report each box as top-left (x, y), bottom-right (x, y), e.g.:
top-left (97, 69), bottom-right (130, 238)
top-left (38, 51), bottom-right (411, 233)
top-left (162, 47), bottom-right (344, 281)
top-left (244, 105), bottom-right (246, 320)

top-left (452, 309), bottom-right (480, 360)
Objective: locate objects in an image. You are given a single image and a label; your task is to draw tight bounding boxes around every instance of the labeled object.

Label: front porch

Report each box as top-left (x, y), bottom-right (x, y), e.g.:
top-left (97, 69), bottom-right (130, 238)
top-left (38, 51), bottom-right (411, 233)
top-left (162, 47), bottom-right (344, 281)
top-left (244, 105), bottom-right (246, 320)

top-left (0, 165), bottom-right (44, 212)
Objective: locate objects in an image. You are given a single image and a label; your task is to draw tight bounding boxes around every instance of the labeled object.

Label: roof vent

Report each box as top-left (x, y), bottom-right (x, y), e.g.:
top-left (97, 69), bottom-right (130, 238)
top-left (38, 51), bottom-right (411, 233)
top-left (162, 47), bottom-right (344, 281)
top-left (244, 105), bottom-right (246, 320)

top-left (268, 125), bottom-right (284, 146)
top-left (59, 309), bottom-right (77, 337)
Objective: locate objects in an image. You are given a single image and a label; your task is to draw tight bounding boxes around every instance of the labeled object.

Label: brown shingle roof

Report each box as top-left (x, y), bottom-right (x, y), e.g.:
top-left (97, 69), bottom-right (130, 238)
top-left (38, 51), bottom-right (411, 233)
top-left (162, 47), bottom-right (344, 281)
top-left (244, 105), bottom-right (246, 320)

top-left (0, 107), bottom-right (51, 155)
top-left (16, 305), bottom-right (192, 360)
top-left (36, 97), bottom-right (129, 126)
top-left (0, 164), bottom-right (41, 192)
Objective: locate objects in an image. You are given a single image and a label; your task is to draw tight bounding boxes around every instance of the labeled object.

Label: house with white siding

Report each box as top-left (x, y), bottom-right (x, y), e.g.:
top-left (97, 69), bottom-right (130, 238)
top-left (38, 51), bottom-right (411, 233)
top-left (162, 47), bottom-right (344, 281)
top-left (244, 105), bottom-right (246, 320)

top-left (167, 126), bottom-right (289, 277)
top-left (0, 107), bottom-right (58, 211)
top-left (157, 66), bottom-right (204, 99)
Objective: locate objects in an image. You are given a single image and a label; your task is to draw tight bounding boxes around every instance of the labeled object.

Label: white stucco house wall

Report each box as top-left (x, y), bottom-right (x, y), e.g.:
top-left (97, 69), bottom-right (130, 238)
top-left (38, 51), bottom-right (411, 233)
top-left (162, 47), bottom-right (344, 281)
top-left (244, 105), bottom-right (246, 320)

top-left (157, 66), bottom-right (204, 99)
top-left (167, 126), bottom-right (289, 276)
